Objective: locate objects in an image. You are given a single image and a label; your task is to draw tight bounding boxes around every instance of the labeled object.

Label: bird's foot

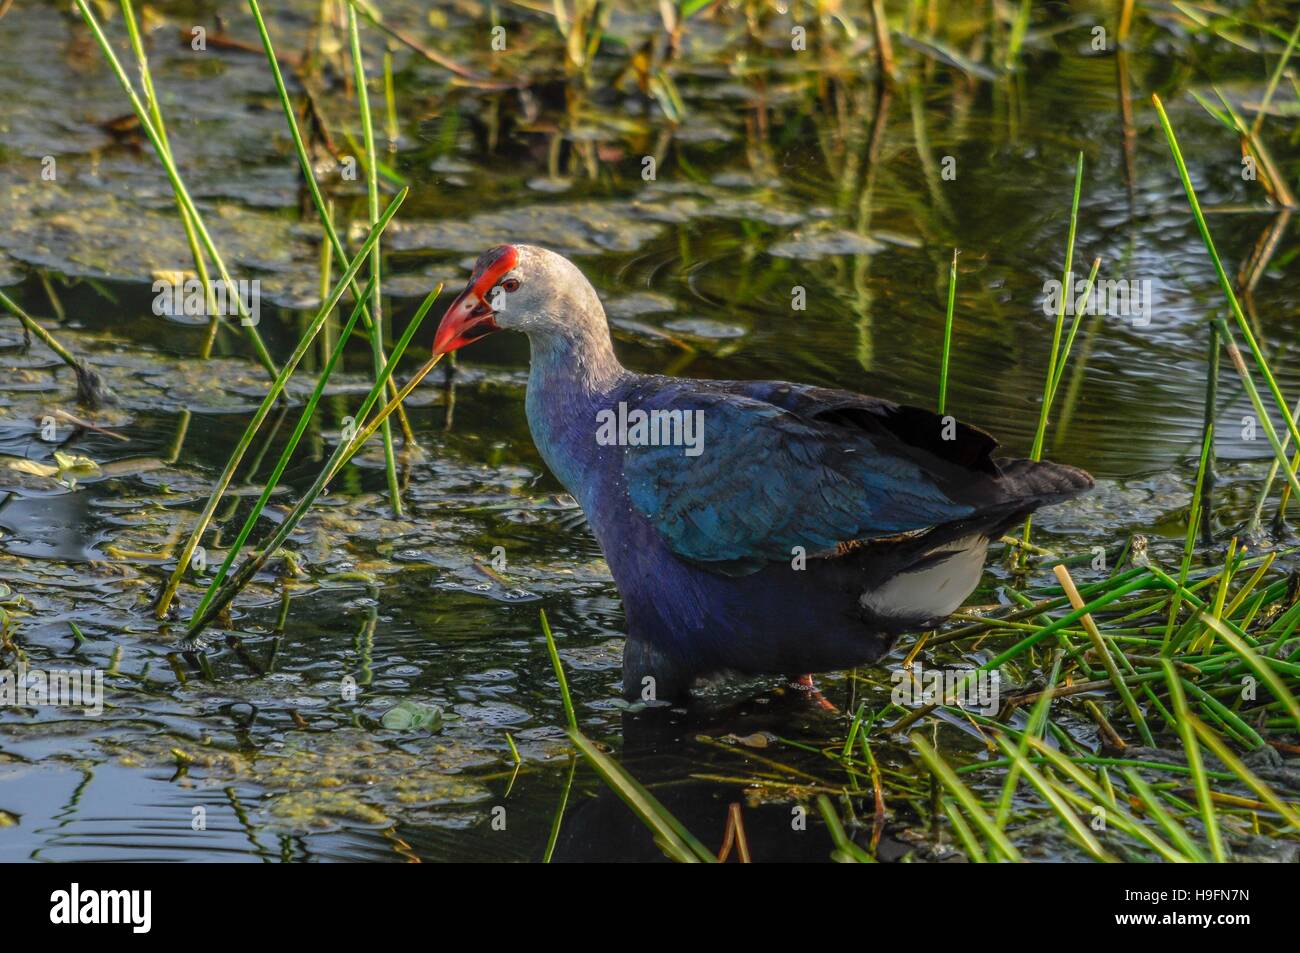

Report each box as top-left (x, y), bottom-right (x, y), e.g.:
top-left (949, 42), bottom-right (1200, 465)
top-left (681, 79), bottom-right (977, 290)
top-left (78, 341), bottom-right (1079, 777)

top-left (788, 674), bottom-right (838, 712)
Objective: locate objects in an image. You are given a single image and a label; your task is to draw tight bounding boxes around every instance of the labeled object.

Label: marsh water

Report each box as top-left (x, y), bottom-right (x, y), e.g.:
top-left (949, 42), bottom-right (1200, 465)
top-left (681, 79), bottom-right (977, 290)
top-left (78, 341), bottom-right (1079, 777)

top-left (2, 1), bottom-right (1299, 861)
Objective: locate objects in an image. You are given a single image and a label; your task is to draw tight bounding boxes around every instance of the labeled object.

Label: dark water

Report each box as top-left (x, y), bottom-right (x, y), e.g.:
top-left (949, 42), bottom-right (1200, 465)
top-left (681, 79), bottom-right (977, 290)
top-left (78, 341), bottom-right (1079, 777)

top-left (1, 1), bottom-right (1298, 861)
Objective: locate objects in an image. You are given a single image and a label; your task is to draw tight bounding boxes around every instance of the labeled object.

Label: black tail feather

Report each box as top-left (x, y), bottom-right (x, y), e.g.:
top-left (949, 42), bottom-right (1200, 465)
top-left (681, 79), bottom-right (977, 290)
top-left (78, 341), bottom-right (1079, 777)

top-left (995, 457), bottom-right (1094, 507)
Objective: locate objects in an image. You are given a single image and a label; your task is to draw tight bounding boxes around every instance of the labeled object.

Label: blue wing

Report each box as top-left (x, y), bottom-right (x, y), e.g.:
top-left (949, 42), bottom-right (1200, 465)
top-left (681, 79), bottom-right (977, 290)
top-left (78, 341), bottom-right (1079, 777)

top-left (618, 377), bottom-right (1006, 570)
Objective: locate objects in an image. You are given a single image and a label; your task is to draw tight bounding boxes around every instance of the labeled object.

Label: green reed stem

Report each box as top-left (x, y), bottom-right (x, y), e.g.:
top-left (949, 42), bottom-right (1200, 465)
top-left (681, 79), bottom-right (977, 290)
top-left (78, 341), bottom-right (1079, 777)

top-left (1154, 95), bottom-right (1300, 483)
top-left (539, 608), bottom-right (578, 732)
top-left (993, 734), bottom-right (1114, 861)
top-left (246, 0), bottom-right (417, 445)
top-left (568, 728), bottom-right (714, 862)
top-left (1021, 152), bottom-right (1084, 554)
top-left (995, 651), bottom-right (1061, 827)
top-left (938, 248), bottom-right (956, 415)
top-left (1164, 424), bottom-right (1214, 653)
top-left (817, 795), bottom-right (875, 863)
top-left (1119, 768), bottom-right (1207, 861)
top-left (118, 0), bottom-right (222, 359)
top-left (1212, 316), bottom-right (1300, 501)
top-left (1251, 21), bottom-right (1300, 137)
top-left (1162, 660), bottom-right (1225, 862)
top-left (911, 733), bottom-right (1022, 861)
top-left (1022, 735), bottom-right (1190, 862)
top-left (347, 4), bottom-right (402, 515)
top-left (1188, 714), bottom-right (1300, 832)
top-left (1047, 257), bottom-right (1101, 407)
top-left (383, 48), bottom-right (399, 146)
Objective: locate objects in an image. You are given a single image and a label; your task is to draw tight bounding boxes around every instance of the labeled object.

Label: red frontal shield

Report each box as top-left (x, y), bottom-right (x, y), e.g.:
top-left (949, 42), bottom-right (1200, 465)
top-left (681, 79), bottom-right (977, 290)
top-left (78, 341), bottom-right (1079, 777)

top-left (433, 245), bottom-right (519, 355)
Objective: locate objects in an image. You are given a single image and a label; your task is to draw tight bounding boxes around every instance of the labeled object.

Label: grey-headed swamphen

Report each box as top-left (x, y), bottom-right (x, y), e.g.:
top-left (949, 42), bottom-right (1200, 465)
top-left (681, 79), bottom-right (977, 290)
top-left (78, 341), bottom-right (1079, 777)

top-left (433, 244), bottom-right (1093, 702)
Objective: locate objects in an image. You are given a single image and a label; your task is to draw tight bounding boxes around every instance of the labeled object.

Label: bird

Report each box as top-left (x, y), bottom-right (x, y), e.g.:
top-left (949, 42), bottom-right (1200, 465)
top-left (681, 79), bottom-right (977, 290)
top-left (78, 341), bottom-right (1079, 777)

top-left (432, 244), bottom-right (1093, 702)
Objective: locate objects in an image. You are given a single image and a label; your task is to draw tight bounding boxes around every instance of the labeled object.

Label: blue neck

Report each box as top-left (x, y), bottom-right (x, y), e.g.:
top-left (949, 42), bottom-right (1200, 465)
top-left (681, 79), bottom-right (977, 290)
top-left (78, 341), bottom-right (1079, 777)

top-left (524, 325), bottom-right (629, 503)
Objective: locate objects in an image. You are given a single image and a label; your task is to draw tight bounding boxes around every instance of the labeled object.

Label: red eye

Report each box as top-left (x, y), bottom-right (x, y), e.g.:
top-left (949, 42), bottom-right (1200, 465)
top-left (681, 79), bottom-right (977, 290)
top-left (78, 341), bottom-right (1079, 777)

top-left (501, 278), bottom-right (520, 293)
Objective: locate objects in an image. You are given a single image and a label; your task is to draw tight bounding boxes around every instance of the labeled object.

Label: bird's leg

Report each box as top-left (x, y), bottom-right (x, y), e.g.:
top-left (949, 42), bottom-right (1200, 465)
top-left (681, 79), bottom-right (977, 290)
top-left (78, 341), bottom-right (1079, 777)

top-left (622, 638), bottom-right (690, 703)
top-left (789, 674), bottom-right (838, 712)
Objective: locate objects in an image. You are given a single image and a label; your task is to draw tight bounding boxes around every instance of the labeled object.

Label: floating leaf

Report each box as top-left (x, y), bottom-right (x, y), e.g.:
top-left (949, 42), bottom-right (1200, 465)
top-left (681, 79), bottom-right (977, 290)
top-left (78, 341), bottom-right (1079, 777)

top-left (52, 451), bottom-right (101, 478)
top-left (381, 701), bottom-right (444, 733)
top-left (4, 457), bottom-right (58, 478)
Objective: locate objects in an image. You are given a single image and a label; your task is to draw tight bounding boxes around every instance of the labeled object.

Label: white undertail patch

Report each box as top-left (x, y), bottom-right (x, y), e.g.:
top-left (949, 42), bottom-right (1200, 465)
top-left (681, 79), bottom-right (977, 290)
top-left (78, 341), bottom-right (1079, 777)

top-left (859, 535), bottom-right (989, 622)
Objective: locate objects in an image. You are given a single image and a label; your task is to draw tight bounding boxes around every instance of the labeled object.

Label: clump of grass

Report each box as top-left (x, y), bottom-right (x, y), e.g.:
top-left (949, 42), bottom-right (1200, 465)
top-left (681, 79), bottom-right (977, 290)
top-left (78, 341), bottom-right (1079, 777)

top-left (787, 519), bottom-right (1300, 863)
top-left (248, 0), bottom-right (417, 483)
top-left (185, 281), bottom-right (440, 636)
top-left (156, 190), bottom-right (409, 621)
top-left (74, 0), bottom-right (280, 379)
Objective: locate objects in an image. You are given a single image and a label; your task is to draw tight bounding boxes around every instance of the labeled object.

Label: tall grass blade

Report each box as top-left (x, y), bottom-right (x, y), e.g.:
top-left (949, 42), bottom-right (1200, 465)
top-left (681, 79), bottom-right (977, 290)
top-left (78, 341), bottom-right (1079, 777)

top-left (1187, 714), bottom-right (1300, 832)
top-left (938, 248), bottom-right (956, 415)
top-left (568, 728), bottom-right (715, 863)
top-left (1152, 95), bottom-right (1300, 481)
top-left (1022, 152), bottom-right (1084, 553)
top-left (1161, 659), bottom-right (1226, 862)
top-left (119, 0), bottom-right (222, 358)
top-left (539, 608), bottom-right (578, 732)
top-left (347, 4), bottom-right (403, 516)
top-left (993, 734), bottom-right (1115, 861)
top-left (910, 732), bottom-right (1022, 861)
top-left (192, 275), bottom-right (377, 619)
top-left (247, 0), bottom-right (417, 446)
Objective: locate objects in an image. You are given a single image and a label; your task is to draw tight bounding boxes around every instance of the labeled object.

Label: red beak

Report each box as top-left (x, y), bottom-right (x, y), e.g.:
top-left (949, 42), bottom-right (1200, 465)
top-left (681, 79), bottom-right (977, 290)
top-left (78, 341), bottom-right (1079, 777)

top-left (432, 244), bottom-right (519, 355)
